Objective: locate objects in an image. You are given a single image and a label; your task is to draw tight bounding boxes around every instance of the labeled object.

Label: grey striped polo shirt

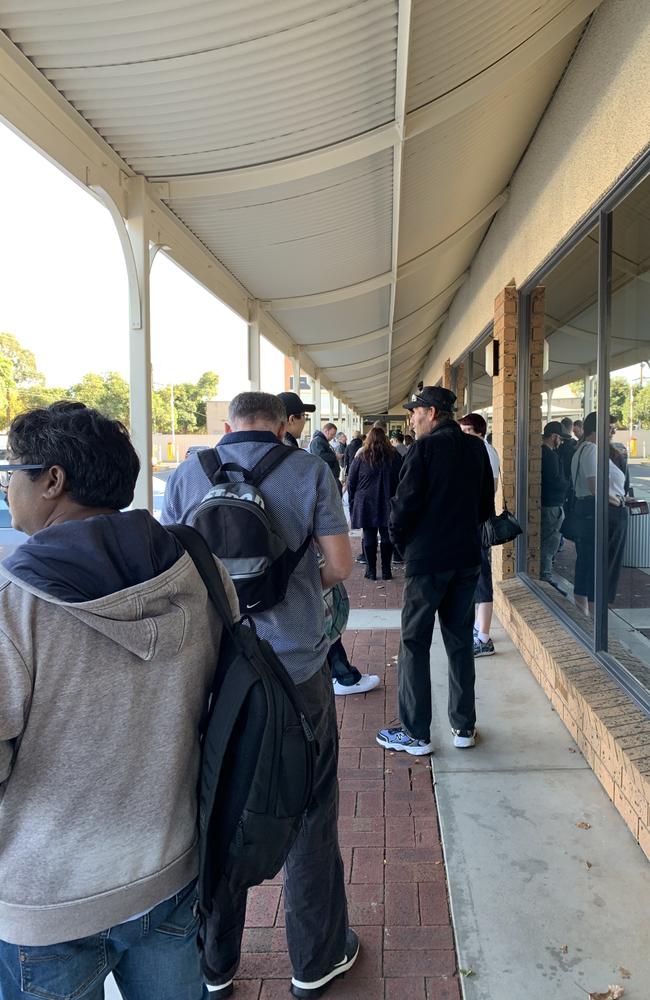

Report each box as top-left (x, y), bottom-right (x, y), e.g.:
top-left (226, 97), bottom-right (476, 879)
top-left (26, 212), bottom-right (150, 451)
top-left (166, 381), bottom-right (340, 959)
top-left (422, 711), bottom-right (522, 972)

top-left (161, 431), bottom-right (348, 684)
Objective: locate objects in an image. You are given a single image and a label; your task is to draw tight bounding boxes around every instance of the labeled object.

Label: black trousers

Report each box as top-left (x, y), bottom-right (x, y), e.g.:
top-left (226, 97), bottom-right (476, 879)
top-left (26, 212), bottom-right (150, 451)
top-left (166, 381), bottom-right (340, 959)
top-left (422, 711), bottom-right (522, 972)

top-left (329, 637), bottom-right (362, 685)
top-left (206, 662), bottom-right (348, 984)
top-left (398, 568), bottom-right (480, 739)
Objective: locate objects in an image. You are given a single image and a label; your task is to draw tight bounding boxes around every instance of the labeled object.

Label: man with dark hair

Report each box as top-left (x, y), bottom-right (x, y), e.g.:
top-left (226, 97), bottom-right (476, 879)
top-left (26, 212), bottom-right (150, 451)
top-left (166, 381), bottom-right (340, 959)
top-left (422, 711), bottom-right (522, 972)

top-left (376, 387), bottom-right (495, 754)
top-left (0, 402), bottom-right (237, 998)
top-left (458, 412), bottom-right (499, 657)
top-left (389, 430), bottom-right (408, 457)
top-left (541, 421), bottom-right (570, 589)
top-left (309, 421), bottom-right (340, 485)
top-left (343, 430), bottom-right (363, 475)
top-left (162, 391), bottom-right (358, 998)
top-left (557, 416), bottom-right (578, 481)
top-left (278, 391), bottom-right (316, 449)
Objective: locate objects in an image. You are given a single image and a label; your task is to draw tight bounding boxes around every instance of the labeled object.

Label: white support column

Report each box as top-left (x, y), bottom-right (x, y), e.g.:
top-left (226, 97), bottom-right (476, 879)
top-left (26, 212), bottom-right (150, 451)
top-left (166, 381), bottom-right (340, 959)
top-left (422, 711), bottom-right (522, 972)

top-left (328, 391), bottom-right (334, 423)
top-left (248, 300), bottom-right (261, 391)
top-left (125, 176), bottom-right (153, 511)
top-left (313, 376), bottom-right (322, 430)
top-left (291, 356), bottom-right (301, 393)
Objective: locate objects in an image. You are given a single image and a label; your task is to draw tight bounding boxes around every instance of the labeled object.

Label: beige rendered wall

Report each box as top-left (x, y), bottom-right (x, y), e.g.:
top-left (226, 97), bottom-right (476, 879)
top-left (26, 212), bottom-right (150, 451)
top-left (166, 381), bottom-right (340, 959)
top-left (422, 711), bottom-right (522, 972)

top-left (421, 0), bottom-right (650, 382)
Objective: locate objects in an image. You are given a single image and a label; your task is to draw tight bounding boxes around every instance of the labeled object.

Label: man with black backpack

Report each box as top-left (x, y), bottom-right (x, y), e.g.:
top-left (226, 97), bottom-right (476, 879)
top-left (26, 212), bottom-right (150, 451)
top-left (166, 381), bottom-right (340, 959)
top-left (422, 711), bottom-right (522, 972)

top-left (162, 391), bottom-right (357, 998)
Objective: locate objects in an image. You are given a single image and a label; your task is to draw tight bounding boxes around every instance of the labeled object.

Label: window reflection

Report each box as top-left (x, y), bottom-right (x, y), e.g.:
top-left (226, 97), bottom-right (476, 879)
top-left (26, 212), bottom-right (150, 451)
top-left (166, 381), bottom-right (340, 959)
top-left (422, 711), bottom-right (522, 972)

top-left (527, 228), bottom-right (599, 640)
top-left (606, 175), bottom-right (650, 690)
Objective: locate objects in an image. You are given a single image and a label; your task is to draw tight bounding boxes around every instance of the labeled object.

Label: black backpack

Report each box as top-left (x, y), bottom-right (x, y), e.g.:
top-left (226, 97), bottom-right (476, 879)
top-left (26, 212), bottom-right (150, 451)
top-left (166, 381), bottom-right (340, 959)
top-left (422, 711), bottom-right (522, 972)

top-left (192, 445), bottom-right (312, 613)
top-left (166, 524), bottom-right (317, 982)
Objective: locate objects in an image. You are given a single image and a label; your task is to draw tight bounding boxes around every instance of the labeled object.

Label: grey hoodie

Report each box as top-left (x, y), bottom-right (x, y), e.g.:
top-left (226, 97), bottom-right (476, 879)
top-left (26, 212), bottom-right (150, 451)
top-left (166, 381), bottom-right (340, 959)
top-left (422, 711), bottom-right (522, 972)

top-left (0, 513), bottom-right (238, 946)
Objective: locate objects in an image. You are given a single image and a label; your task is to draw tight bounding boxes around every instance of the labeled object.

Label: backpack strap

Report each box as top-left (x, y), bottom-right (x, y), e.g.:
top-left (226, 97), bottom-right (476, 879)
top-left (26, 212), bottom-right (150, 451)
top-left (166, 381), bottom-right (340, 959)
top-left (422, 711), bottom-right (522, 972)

top-left (249, 443), bottom-right (293, 487)
top-left (198, 448), bottom-right (223, 485)
top-left (167, 523), bottom-right (235, 636)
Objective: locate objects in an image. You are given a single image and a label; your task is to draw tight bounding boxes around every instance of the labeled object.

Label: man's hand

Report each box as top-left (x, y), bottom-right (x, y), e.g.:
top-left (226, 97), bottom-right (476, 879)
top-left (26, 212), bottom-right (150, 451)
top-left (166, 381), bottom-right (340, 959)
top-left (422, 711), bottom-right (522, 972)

top-left (316, 533), bottom-right (353, 589)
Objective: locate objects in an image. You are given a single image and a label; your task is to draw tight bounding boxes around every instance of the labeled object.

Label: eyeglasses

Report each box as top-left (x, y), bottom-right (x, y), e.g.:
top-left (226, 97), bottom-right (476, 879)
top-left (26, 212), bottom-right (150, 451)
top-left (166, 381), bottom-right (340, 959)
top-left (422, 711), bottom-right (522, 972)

top-left (0, 464), bottom-right (46, 489)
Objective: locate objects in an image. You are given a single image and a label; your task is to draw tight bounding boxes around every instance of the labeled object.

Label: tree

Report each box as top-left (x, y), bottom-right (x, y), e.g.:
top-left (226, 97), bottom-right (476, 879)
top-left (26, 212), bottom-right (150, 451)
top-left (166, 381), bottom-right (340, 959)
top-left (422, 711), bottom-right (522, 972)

top-left (609, 375), bottom-right (629, 425)
top-left (633, 383), bottom-right (650, 429)
top-left (17, 385), bottom-right (69, 412)
top-left (69, 372), bottom-right (130, 426)
top-left (0, 332), bottom-right (44, 387)
top-left (0, 332), bottom-right (45, 426)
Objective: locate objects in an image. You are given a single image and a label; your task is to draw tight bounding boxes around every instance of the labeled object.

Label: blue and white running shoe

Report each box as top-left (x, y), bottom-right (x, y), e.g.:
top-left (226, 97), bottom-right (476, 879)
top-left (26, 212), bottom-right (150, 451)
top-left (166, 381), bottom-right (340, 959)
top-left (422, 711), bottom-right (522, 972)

top-left (376, 726), bottom-right (433, 755)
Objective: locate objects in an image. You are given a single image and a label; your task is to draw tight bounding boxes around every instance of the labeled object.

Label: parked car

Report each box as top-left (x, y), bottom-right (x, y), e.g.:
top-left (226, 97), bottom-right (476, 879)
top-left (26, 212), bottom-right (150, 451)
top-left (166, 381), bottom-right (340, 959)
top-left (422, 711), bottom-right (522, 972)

top-left (0, 476), bottom-right (169, 557)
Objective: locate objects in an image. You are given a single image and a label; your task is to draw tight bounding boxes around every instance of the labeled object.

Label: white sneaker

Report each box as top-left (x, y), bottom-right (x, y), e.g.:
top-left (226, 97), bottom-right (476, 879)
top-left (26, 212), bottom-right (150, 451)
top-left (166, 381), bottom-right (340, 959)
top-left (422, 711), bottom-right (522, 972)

top-left (333, 674), bottom-right (381, 696)
top-left (205, 980), bottom-right (233, 995)
top-left (452, 728), bottom-right (477, 748)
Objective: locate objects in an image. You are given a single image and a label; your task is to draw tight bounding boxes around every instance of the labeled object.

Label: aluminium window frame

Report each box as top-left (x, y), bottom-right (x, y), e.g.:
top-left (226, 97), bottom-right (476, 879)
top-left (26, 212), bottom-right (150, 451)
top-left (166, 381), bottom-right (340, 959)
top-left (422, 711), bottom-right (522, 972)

top-left (516, 145), bottom-right (650, 718)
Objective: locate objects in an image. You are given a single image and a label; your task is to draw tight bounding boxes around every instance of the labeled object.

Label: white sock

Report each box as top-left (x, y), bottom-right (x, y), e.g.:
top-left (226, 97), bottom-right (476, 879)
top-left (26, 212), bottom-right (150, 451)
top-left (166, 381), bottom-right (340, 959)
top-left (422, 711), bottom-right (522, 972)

top-left (478, 632), bottom-right (490, 643)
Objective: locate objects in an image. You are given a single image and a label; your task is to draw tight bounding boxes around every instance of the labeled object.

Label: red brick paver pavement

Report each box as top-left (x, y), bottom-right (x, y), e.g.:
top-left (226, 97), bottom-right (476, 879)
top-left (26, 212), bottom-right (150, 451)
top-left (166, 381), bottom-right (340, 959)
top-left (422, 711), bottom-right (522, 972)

top-left (238, 554), bottom-right (462, 1000)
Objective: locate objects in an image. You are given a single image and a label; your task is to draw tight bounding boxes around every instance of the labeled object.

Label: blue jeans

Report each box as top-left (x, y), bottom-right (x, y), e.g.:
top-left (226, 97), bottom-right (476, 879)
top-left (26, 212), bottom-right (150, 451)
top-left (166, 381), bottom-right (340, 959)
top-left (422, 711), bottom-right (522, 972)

top-left (0, 881), bottom-right (207, 1000)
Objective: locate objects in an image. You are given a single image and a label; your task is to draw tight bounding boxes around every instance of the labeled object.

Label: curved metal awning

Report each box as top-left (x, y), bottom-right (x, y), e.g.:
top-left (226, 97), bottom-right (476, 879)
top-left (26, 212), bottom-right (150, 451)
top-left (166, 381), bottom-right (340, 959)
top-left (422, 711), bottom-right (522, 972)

top-left (0, 0), bottom-right (601, 412)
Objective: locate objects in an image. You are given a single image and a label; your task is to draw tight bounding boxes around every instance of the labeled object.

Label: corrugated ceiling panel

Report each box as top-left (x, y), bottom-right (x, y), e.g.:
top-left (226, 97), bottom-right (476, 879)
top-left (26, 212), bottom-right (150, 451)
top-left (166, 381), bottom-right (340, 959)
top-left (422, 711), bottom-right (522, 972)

top-left (166, 152), bottom-right (393, 299)
top-left (394, 237), bottom-right (483, 324)
top-left (271, 287), bottom-right (391, 344)
top-left (6, 0), bottom-right (398, 174)
top-left (407, 0), bottom-right (573, 112)
top-left (310, 334), bottom-right (391, 367)
top-left (399, 32), bottom-right (582, 265)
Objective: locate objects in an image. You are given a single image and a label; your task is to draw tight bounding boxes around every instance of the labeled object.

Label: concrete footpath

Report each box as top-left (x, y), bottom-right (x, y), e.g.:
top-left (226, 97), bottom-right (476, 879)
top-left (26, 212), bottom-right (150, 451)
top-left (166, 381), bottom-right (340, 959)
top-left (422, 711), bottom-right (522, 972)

top-left (430, 617), bottom-right (650, 1000)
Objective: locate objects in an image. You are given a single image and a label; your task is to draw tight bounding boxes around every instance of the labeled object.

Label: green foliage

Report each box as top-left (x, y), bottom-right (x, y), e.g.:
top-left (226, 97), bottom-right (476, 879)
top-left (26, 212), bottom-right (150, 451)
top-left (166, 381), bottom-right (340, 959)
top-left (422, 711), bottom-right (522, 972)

top-left (609, 376), bottom-right (629, 425)
top-left (69, 372), bottom-right (130, 425)
top-left (0, 333), bottom-right (219, 434)
top-left (0, 332), bottom-right (44, 387)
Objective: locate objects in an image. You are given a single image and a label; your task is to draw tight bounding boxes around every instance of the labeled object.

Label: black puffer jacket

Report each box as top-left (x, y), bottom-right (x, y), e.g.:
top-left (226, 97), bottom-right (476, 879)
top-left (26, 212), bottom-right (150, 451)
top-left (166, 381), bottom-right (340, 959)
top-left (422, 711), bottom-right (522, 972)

top-left (389, 420), bottom-right (495, 575)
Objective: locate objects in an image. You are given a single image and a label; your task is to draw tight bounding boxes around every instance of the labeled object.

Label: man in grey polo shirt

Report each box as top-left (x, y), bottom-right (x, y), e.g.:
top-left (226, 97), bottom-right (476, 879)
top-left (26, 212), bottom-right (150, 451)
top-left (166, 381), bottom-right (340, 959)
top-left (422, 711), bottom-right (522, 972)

top-left (162, 392), bottom-right (357, 998)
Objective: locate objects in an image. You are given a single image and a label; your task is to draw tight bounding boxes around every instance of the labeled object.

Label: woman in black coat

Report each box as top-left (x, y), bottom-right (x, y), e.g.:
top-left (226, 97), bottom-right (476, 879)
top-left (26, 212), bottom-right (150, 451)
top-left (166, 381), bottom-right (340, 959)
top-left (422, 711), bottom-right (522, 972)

top-left (347, 427), bottom-right (402, 580)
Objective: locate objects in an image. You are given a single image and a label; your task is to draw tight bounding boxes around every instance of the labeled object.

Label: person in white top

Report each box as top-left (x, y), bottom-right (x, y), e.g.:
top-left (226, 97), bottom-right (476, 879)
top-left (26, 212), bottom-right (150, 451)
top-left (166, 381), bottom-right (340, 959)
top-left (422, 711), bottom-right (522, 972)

top-left (569, 411), bottom-right (629, 615)
top-left (459, 413), bottom-right (499, 657)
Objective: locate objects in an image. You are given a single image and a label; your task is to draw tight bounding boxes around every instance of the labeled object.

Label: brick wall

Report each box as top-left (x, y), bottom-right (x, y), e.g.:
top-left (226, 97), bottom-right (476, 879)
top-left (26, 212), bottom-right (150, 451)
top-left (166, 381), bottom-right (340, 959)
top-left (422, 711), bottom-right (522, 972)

top-left (495, 579), bottom-right (650, 860)
top-left (491, 287), bottom-right (518, 583)
top-left (456, 362), bottom-right (466, 411)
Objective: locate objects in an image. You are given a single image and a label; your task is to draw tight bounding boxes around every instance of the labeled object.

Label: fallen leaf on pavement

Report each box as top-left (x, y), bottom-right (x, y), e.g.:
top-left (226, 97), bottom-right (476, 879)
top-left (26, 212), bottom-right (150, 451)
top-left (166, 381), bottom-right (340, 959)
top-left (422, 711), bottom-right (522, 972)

top-left (576, 821), bottom-right (592, 829)
top-left (560, 944), bottom-right (568, 954)
top-left (588, 986), bottom-right (624, 999)
top-left (619, 968), bottom-right (631, 979)
top-left (585, 860), bottom-right (593, 870)
top-left (459, 968), bottom-right (474, 977)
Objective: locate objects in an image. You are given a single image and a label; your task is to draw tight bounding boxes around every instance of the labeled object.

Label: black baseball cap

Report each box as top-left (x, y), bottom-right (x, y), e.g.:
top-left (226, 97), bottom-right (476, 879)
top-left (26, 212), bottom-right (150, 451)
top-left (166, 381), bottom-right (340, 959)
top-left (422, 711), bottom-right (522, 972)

top-left (404, 386), bottom-right (456, 413)
top-left (543, 420), bottom-right (572, 440)
top-left (277, 391), bottom-right (316, 417)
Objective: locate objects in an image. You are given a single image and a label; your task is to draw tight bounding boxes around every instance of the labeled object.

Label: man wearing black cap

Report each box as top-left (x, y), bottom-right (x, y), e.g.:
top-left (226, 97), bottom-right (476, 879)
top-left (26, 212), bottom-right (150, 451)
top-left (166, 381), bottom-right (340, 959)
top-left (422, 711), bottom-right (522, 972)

top-left (541, 421), bottom-right (570, 588)
top-left (376, 386), bottom-right (495, 754)
top-left (277, 391), bottom-right (316, 449)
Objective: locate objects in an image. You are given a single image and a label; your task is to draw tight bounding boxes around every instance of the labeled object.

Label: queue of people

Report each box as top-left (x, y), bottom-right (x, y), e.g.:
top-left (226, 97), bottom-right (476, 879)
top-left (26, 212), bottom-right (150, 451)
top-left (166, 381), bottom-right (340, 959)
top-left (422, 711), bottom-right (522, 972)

top-left (4, 382), bottom-right (619, 999)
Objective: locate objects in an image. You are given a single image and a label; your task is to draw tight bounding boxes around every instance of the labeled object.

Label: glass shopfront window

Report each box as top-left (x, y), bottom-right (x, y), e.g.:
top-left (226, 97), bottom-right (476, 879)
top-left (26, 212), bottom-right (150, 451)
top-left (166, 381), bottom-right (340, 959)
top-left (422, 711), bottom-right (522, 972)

top-left (521, 165), bottom-right (650, 707)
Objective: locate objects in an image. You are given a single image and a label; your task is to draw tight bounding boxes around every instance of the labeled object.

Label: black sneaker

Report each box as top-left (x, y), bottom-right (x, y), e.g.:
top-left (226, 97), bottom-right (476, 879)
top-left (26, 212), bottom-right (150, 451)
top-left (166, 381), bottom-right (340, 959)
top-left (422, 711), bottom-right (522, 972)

top-left (355, 553), bottom-right (367, 564)
top-left (473, 636), bottom-right (495, 657)
top-left (291, 929), bottom-right (360, 997)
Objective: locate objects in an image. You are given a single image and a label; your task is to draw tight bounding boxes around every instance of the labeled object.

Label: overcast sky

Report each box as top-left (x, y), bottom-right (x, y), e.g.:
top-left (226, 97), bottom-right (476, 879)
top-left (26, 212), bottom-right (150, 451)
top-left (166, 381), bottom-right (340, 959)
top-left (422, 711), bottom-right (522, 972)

top-left (0, 122), bottom-right (284, 399)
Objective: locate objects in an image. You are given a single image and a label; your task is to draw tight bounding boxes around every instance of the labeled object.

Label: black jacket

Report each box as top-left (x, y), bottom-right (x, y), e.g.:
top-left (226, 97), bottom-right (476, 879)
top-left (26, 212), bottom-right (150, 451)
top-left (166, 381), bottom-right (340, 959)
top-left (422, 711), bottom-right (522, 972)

top-left (308, 430), bottom-right (340, 482)
top-left (344, 437), bottom-right (363, 473)
top-left (541, 445), bottom-right (568, 506)
top-left (347, 451), bottom-right (402, 529)
top-left (389, 420), bottom-right (495, 575)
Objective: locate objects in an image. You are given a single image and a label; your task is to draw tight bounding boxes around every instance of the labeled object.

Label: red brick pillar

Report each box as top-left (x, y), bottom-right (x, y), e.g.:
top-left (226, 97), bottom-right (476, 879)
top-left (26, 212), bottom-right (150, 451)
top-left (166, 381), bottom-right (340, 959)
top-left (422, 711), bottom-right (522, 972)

top-left (491, 287), bottom-right (518, 583)
top-left (456, 362), bottom-right (467, 412)
top-left (527, 287), bottom-right (546, 579)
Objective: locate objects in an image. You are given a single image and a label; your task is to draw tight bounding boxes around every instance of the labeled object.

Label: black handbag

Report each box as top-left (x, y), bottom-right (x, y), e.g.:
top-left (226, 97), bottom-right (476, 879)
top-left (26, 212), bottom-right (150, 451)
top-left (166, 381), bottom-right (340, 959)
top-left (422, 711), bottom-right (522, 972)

top-left (481, 469), bottom-right (522, 546)
top-left (481, 503), bottom-right (522, 547)
top-left (561, 444), bottom-right (591, 543)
